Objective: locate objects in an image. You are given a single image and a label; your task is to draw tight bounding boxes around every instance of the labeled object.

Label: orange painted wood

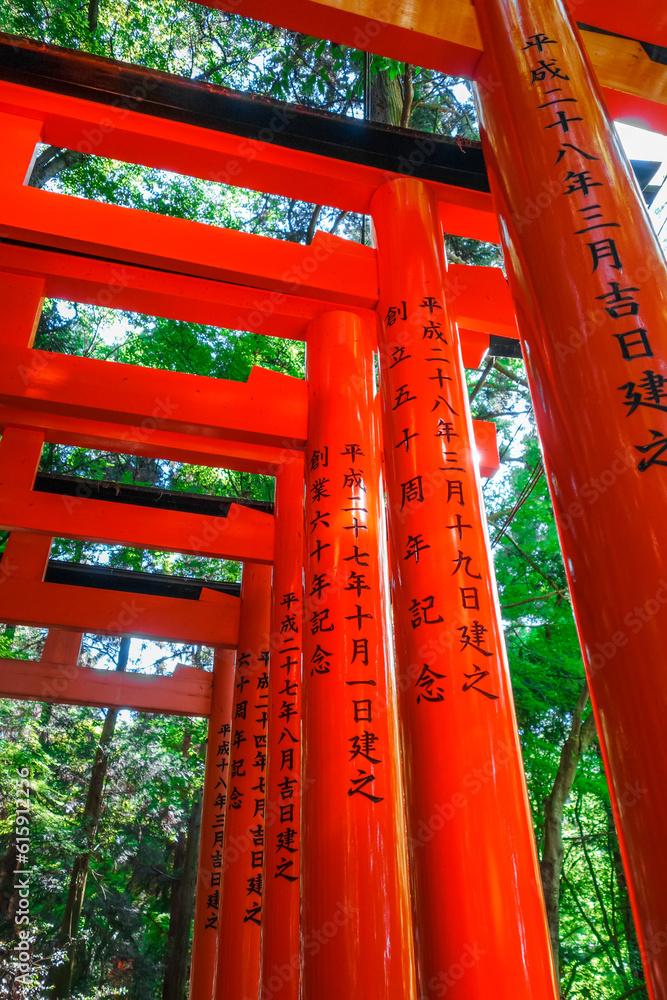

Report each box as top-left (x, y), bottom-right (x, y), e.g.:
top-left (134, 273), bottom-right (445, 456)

top-left (0, 406), bottom-right (494, 481)
top-left (0, 245), bottom-right (519, 349)
top-left (0, 351), bottom-right (500, 463)
top-left (215, 564), bottom-right (272, 1000)
top-left (0, 243), bottom-right (364, 343)
top-left (0, 272), bottom-right (45, 348)
top-left (0, 405), bottom-right (296, 475)
top-left (460, 328), bottom-right (491, 368)
top-left (0, 489), bottom-right (274, 564)
top-left (0, 180), bottom-right (379, 310)
top-left (474, 419), bottom-right (500, 478)
top-left (566, 0), bottom-right (667, 50)
top-left (0, 347), bottom-right (307, 450)
top-left (190, 0), bottom-right (483, 79)
top-left (0, 426), bottom-right (44, 492)
top-left (0, 111), bottom-right (42, 185)
top-left (0, 579), bottom-right (240, 645)
top-left (372, 176), bottom-right (557, 1000)
top-left (2, 531), bottom-right (52, 582)
top-left (302, 310), bottom-right (416, 1000)
top-left (190, 648), bottom-right (236, 1000)
top-left (447, 264), bottom-right (517, 339)
top-left (434, 199), bottom-right (500, 248)
top-left (0, 657), bottom-right (213, 715)
top-left (602, 87), bottom-right (667, 149)
top-left (474, 0), bottom-right (667, 993)
top-left (41, 628), bottom-right (82, 664)
top-left (0, 81), bottom-right (498, 243)
top-left (262, 456), bottom-right (304, 1000)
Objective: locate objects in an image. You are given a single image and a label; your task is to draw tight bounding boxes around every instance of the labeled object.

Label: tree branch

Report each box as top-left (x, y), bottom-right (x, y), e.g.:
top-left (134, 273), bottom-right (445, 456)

top-left (580, 708), bottom-right (598, 751)
top-left (612, 987), bottom-right (649, 1000)
top-left (574, 797), bottom-right (625, 978)
top-left (501, 589), bottom-right (567, 609)
top-left (501, 530), bottom-right (562, 592)
top-left (493, 360), bottom-right (529, 388)
top-left (400, 64), bottom-right (414, 128)
top-left (329, 210), bottom-right (349, 236)
top-left (561, 870), bottom-right (613, 962)
top-left (469, 358), bottom-right (494, 403)
top-left (88, 0), bottom-right (99, 33)
top-left (305, 204), bottom-right (323, 245)
top-left (28, 146), bottom-right (87, 188)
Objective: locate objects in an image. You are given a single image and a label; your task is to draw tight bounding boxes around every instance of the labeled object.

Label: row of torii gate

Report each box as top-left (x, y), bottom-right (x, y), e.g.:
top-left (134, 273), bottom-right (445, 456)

top-left (1, 0), bottom-right (667, 997)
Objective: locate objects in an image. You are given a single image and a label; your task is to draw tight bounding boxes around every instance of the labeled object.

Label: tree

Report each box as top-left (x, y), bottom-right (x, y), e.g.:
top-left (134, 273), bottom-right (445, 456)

top-left (540, 683), bottom-right (597, 982)
top-left (50, 638), bottom-right (131, 998)
top-left (162, 755), bottom-right (202, 1000)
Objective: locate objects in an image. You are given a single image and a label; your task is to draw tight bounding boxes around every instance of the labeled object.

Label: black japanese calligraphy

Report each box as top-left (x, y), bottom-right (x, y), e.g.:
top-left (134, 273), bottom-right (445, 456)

top-left (415, 664), bottom-right (446, 703)
top-left (409, 595), bottom-right (444, 629)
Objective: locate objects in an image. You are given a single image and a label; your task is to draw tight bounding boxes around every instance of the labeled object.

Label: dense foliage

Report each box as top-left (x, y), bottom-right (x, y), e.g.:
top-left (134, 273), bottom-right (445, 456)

top-left (0, 2), bottom-right (650, 999)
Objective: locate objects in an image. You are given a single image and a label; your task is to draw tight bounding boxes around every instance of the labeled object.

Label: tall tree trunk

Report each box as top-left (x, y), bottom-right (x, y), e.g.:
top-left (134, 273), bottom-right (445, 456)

top-left (540, 682), bottom-right (597, 987)
top-left (39, 703), bottom-right (54, 749)
top-left (0, 841), bottom-right (19, 925)
top-left (162, 790), bottom-right (203, 1000)
top-left (50, 638), bottom-right (130, 998)
top-left (369, 66), bottom-right (414, 126)
top-left (28, 146), bottom-right (86, 189)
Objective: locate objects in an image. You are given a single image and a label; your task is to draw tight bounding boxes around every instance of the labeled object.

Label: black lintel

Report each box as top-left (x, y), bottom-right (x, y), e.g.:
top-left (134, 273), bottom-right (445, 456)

top-left (0, 32), bottom-right (489, 194)
top-left (488, 335), bottom-right (523, 359)
top-left (45, 560), bottom-right (241, 600)
top-left (34, 473), bottom-right (274, 517)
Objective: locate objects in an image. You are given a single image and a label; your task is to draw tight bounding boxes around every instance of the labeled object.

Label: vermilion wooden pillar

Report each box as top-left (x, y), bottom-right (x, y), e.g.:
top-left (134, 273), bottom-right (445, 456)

top-left (189, 648), bottom-right (235, 1000)
top-left (261, 456), bottom-right (304, 1000)
top-left (0, 426), bottom-right (44, 493)
top-left (473, 1), bottom-right (667, 995)
top-left (370, 177), bottom-right (558, 1000)
top-left (3, 532), bottom-right (52, 583)
top-left (214, 564), bottom-right (271, 1000)
top-left (0, 272), bottom-right (45, 347)
top-left (301, 310), bottom-right (416, 1000)
top-left (41, 629), bottom-right (83, 664)
top-left (0, 112), bottom-right (42, 189)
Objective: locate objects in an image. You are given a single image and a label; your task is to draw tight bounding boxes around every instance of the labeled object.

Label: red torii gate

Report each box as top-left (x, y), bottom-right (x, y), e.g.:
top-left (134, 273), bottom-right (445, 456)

top-left (1, 0), bottom-right (667, 995)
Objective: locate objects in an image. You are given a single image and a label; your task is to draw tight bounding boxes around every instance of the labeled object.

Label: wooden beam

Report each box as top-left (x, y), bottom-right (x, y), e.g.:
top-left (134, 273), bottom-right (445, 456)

top-left (0, 427), bottom-right (274, 564)
top-left (0, 347), bottom-right (308, 450)
top-left (445, 264), bottom-right (517, 340)
top-left (0, 579), bottom-right (240, 645)
top-left (193, 0), bottom-right (484, 79)
top-left (41, 628), bottom-right (82, 663)
top-left (0, 245), bottom-right (518, 344)
top-left (0, 271), bottom-right (45, 348)
top-left (572, 2), bottom-right (667, 52)
top-left (0, 657), bottom-right (213, 716)
top-left (0, 197), bottom-right (378, 308)
top-left (0, 426), bottom-right (43, 492)
top-left (474, 419), bottom-right (500, 478)
top-left (0, 111), bottom-right (379, 307)
top-left (0, 488), bottom-right (274, 563)
top-left (0, 403), bottom-right (496, 482)
top-left (0, 79), bottom-right (498, 244)
top-left (0, 404), bottom-right (295, 475)
top-left (2, 532), bottom-right (52, 582)
top-left (0, 242), bottom-right (359, 343)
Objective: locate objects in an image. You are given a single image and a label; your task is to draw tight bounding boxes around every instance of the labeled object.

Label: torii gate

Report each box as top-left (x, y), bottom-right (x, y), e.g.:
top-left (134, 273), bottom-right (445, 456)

top-left (1, 0), bottom-right (667, 996)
